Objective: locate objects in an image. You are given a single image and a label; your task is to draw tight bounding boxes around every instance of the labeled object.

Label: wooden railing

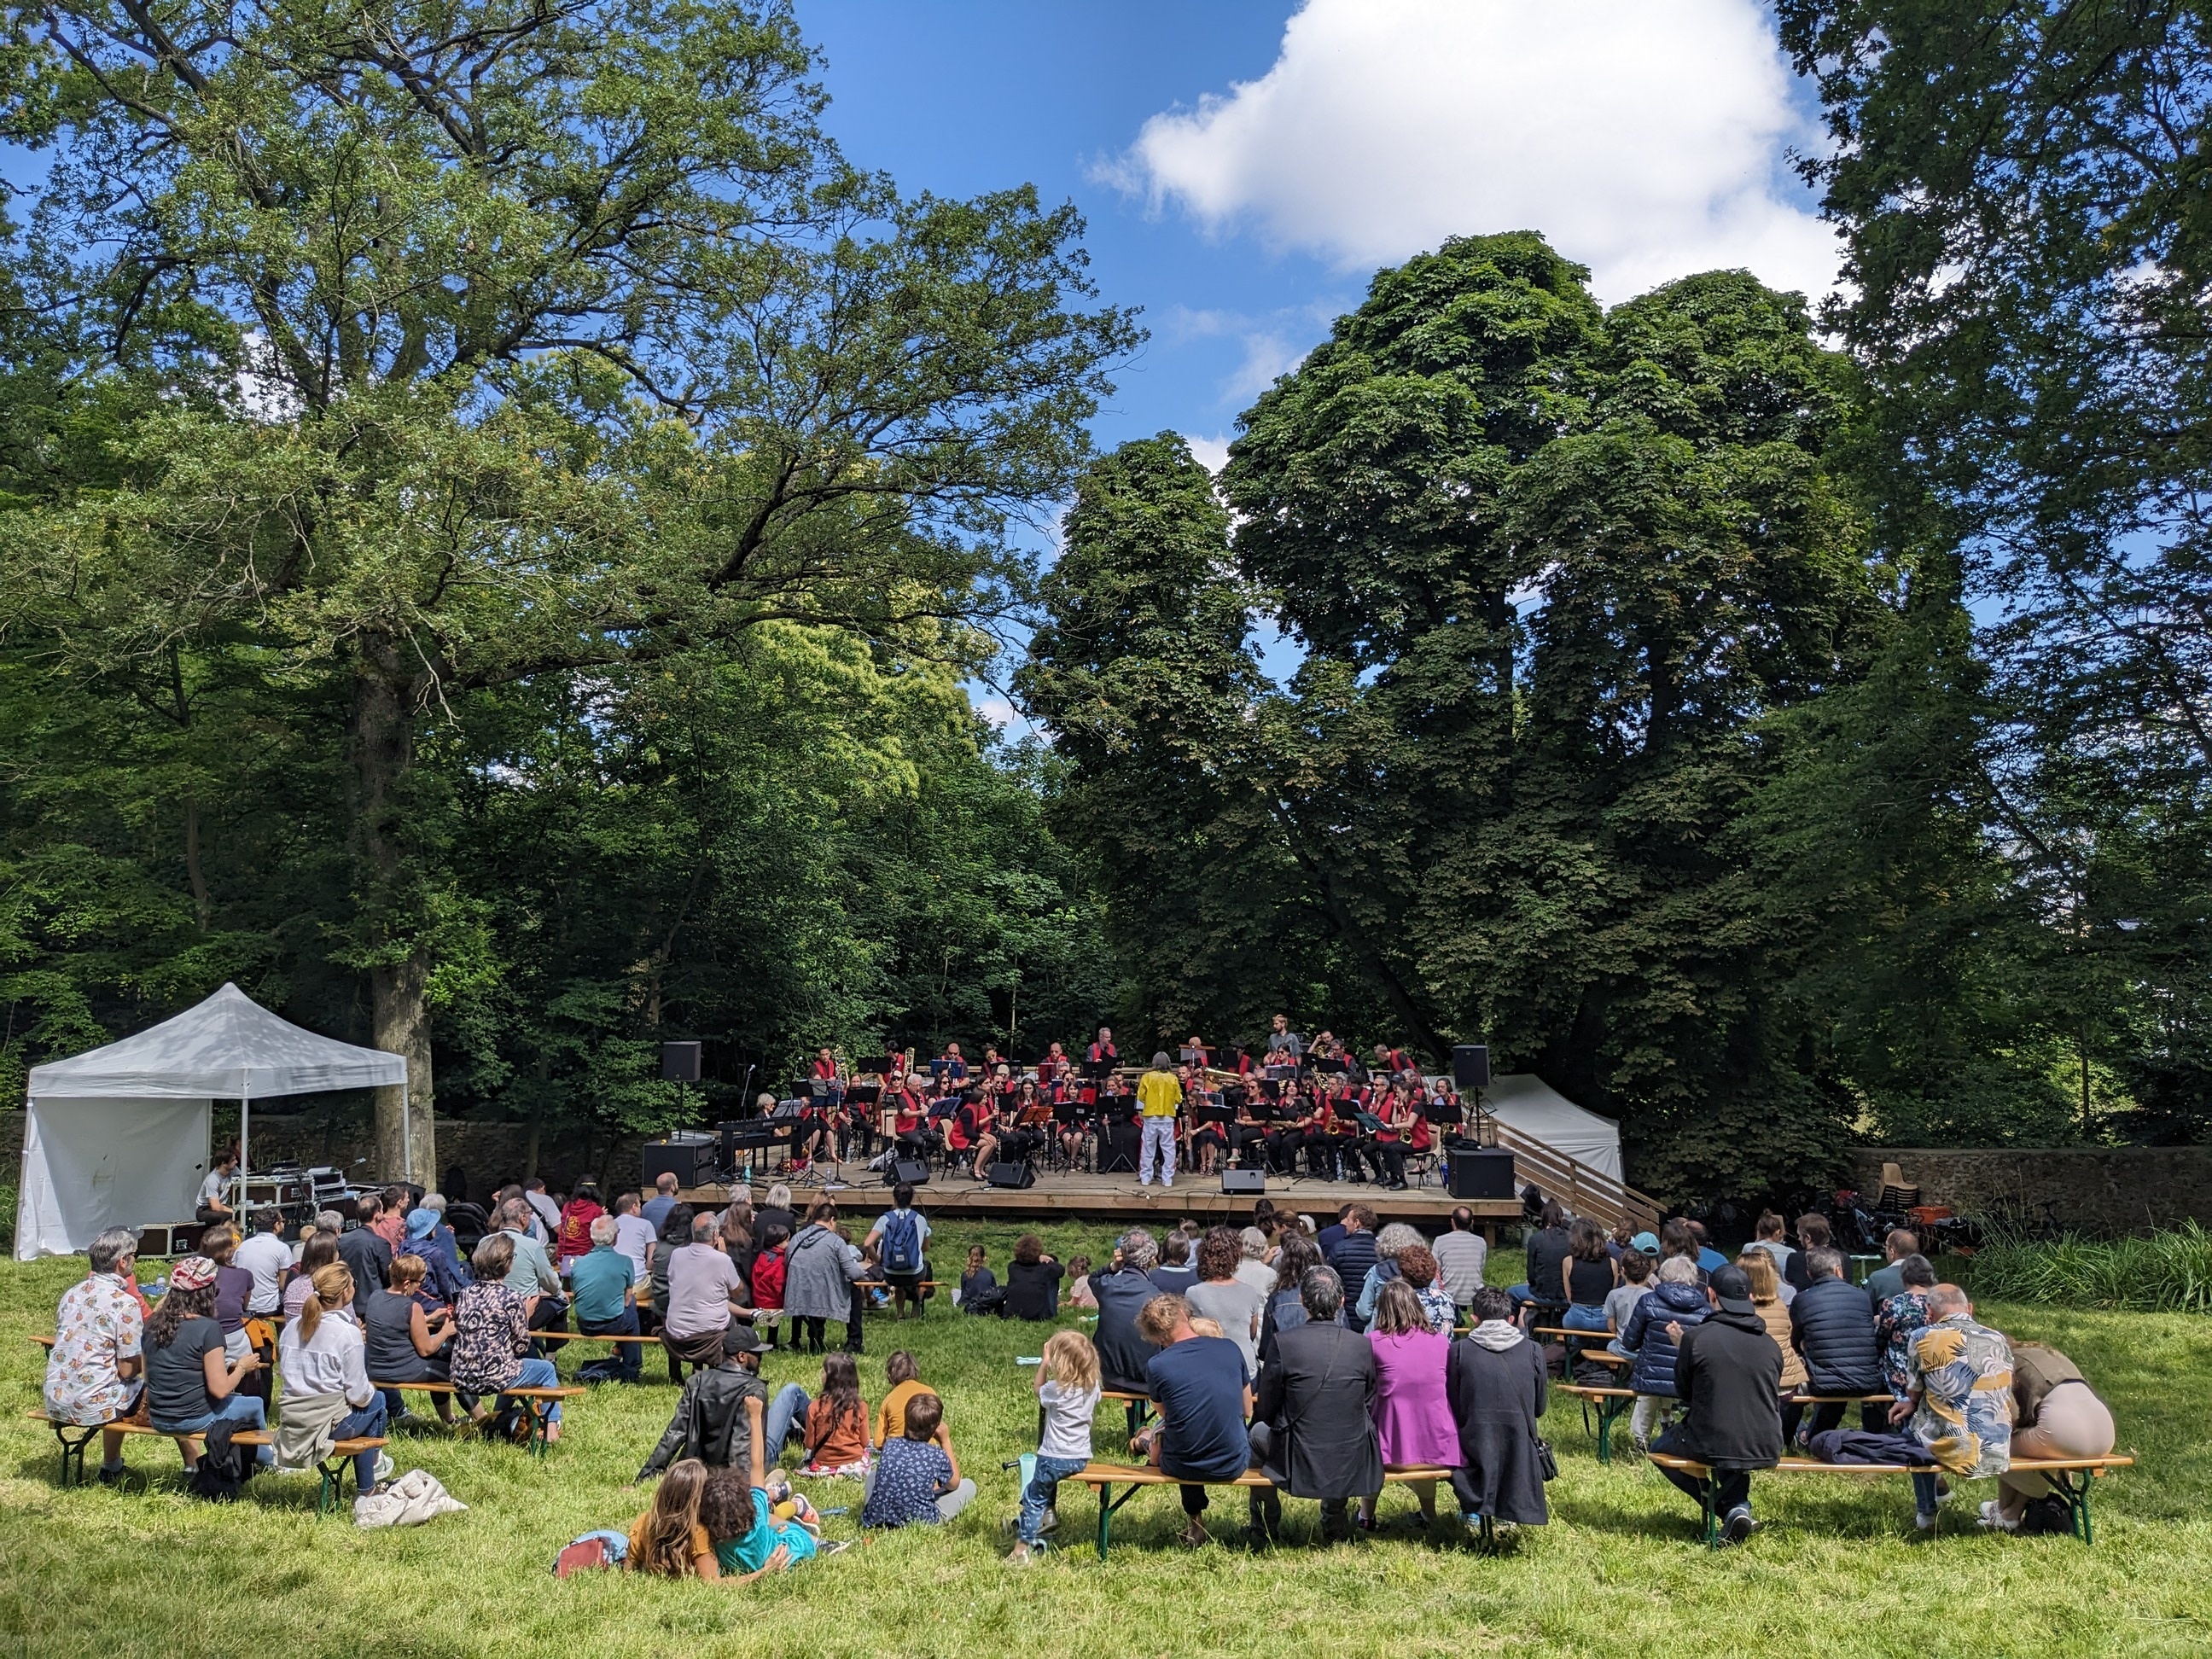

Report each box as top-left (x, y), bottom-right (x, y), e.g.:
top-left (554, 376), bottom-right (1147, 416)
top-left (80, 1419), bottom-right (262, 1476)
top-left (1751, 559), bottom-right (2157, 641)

top-left (1476, 1115), bottom-right (1662, 1234)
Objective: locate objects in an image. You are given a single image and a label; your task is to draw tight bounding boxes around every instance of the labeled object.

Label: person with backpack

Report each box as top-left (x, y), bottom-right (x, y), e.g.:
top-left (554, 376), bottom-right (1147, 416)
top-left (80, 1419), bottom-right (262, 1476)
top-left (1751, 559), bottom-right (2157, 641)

top-left (864, 1185), bottom-right (932, 1320)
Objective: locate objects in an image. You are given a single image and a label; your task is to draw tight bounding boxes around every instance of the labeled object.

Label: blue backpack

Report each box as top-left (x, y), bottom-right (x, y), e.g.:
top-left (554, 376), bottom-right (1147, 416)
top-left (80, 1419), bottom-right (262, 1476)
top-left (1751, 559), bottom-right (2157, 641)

top-left (879, 1208), bottom-right (923, 1276)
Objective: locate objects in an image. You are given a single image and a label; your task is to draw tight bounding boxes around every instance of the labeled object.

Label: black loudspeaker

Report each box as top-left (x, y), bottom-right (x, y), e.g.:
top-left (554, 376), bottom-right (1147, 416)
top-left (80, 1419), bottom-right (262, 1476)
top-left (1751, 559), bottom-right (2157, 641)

top-left (987, 1161), bottom-right (1037, 1190)
top-left (1220, 1168), bottom-right (1266, 1195)
top-left (892, 1158), bottom-right (933, 1186)
top-left (1448, 1146), bottom-right (1514, 1199)
top-left (1452, 1043), bottom-right (1491, 1090)
top-left (661, 1040), bottom-right (702, 1082)
top-left (643, 1139), bottom-right (711, 1189)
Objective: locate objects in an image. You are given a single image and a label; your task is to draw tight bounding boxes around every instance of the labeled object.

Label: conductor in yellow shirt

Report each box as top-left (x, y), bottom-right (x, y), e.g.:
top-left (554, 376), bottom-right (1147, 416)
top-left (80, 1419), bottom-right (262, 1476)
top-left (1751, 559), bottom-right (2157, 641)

top-left (1137, 1051), bottom-right (1184, 1189)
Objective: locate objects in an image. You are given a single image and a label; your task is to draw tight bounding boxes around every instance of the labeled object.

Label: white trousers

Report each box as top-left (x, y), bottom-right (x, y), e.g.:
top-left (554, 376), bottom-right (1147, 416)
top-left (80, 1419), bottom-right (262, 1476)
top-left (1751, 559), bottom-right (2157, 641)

top-left (1139, 1117), bottom-right (1177, 1186)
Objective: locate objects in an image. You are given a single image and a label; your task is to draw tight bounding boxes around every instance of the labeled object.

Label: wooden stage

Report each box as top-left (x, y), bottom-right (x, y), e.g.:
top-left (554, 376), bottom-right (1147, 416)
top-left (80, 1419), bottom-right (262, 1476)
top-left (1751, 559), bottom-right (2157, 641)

top-left (681, 1167), bottom-right (1519, 1239)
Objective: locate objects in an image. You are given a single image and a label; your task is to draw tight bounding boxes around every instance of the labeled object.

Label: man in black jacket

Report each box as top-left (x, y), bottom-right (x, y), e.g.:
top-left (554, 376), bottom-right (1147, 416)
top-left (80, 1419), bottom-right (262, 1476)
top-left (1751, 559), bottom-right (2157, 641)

top-left (633, 1324), bottom-right (809, 1485)
top-left (1654, 1265), bottom-right (1784, 1544)
top-left (1788, 1247), bottom-right (1886, 1439)
top-left (1250, 1267), bottom-right (1382, 1544)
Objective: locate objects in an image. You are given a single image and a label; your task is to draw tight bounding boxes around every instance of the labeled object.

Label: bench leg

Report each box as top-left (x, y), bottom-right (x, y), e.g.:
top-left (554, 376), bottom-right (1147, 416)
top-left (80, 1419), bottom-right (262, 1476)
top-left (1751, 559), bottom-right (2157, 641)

top-left (1701, 1482), bottom-right (1718, 1547)
top-left (317, 1458), bottom-right (342, 1516)
top-left (526, 1400), bottom-right (553, 1458)
top-left (1097, 1482), bottom-right (1111, 1561)
top-left (50, 1423), bottom-right (102, 1488)
top-left (1594, 1394), bottom-right (1627, 1467)
top-left (2051, 1470), bottom-right (2093, 1545)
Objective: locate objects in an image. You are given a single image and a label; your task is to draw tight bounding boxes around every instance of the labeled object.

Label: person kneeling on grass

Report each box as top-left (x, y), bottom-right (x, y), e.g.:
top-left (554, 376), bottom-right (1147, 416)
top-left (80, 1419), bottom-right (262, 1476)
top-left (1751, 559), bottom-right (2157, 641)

top-left (1008, 1330), bottom-right (1102, 1564)
top-left (1650, 1265), bottom-right (1784, 1545)
top-left (630, 1458), bottom-right (793, 1583)
top-left (861, 1392), bottom-right (976, 1527)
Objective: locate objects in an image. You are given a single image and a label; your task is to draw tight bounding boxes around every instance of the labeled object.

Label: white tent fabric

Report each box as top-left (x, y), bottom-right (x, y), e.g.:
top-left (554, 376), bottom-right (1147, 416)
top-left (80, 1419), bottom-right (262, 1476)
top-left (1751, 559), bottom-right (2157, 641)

top-left (1481, 1073), bottom-right (1623, 1182)
top-left (15, 982), bottom-right (405, 1260)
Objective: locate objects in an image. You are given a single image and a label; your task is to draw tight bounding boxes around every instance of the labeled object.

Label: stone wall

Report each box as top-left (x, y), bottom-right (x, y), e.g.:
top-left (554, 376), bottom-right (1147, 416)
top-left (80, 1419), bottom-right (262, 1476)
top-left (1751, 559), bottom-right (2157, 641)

top-left (3, 1108), bottom-right (647, 1201)
top-left (1848, 1146), bottom-right (2212, 1236)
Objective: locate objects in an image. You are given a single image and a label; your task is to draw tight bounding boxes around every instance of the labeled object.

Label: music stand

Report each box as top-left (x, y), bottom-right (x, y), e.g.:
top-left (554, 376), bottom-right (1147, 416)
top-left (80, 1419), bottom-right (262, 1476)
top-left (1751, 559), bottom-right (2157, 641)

top-left (1082, 1057), bottom-right (1114, 1080)
top-left (853, 1056), bottom-right (894, 1077)
top-left (1179, 1046), bottom-right (1207, 1067)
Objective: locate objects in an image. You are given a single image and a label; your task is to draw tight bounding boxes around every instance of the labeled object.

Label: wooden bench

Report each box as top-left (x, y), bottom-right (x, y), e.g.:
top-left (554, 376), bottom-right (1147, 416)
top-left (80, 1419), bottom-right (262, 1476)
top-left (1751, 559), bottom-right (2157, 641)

top-left (369, 1380), bottom-right (582, 1457)
top-left (26, 1410), bottom-right (382, 1514)
top-left (1650, 1452), bottom-right (2136, 1545)
top-left (1066, 1462), bottom-right (1459, 1558)
top-left (1557, 1382), bottom-right (1637, 1464)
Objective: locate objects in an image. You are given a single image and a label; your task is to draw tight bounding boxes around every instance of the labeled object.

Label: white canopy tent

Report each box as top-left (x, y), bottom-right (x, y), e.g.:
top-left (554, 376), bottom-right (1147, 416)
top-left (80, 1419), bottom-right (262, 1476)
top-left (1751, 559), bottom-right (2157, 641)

top-left (15, 982), bottom-right (406, 1259)
top-left (1481, 1073), bottom-right (1623, 1181)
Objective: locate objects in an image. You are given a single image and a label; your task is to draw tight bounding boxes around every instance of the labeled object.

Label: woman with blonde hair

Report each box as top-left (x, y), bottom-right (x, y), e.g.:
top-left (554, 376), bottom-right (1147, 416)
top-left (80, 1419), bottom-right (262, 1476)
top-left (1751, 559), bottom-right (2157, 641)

top-left (1737, 1250), bottom-right (1807, 1439)
top-left (1008, 1330), bottom-right (1101, 1564)
top-left (277, 1263), bottom-right (390, 1494)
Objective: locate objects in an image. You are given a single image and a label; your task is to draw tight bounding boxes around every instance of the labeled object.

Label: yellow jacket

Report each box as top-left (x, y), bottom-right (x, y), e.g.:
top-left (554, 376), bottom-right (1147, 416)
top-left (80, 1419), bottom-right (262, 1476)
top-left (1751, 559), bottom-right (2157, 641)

top-left (1137, 1069), bottom-right (1183, 1118)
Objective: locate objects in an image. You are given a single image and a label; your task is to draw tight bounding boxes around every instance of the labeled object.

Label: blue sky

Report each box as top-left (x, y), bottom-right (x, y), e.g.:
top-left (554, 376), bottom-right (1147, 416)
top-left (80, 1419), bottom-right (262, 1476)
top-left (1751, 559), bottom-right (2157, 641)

top-left (793, 2), bottom-right (1840, 728)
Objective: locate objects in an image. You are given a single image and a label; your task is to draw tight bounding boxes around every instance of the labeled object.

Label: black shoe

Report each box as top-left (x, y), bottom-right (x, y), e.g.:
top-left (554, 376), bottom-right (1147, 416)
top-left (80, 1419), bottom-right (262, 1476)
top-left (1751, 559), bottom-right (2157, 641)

top-left (96, 1465), bottom-right (126, 1487)
top-left (1720, 1506), bottom-right (1758, 1545)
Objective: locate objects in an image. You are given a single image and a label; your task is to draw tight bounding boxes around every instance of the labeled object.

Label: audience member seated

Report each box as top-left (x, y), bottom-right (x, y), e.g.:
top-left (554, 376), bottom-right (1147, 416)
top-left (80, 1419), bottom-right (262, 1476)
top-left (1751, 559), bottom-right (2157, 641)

top-left (43, 1227), bottom-right (146, 1485)
top-left (1559, 1217), bottom-right (1621, 1335)
top-left (404, 1206), bottom-right (468, 1304)
top-left (1187, 1226), bottom-right (1268, 1375)
top-left (797, 1352), bottom-right (873, 1477)
top-left (1811, 1283), bottom-right (2012, 1531)
top-left (233, 1208), bottom-right (292, 1321)
top-left (1446, 1285), bottom-right (1549, 1534)
top-left (1621, 1255), bottom-right (1710, 1451)
top-left (1394, 1245), bottom-right (1455, 1335)
top-left (1736, 1252), bottom-right (1806, 1441)
top-left (637, 1324), bottom-right (809, 1481)
top-left (285, 1231), bottom-right (341, 1323)
top-left (1322, 1208), bottom-right (1380, 1327)
top-left (1873, 1253), bottom-right (1938, 1406)
top-left (1148, 1234), bottom-right (1200, 1295)
top-left (663, 1213), bottom-right (749, 1382)
top-left (628, 1458), bottom-right (736, 1580)
top-left (1743, 1211), bottom-right (1796, 1289)
top-left (1064, 1255), bottom-right (1098, 1308)
top-left (1988, 1339), bottom-right (2114, 1533)
top-left (365, 1254), bottom-right (457, 1424)
top-left (450, 1233), bottom-right (563, 1442)
top-left (199, 1226), bottom-right (254, 1366)
top-left (1651, 1265), bottom-right (1784, 1545)
top-left (143, 1254), bottom-right (271, 1470)
top-left (569, 1215), bottom-right (644, 1382)
top-left (1789, 1247), bottom-right (1885, 1439)
top-left (1090, 1230), bottom-right (1164, 1394)
top-left (701, 1464), bottom-right (815, 1580)
top-left (1008, 1330), bottom-right (1101, 1565)
top-left (1509, 1200), bottom-right (1574, 1320)
top-left (861, 1392), bottom-right (975, 1527)
top-left (1865, 1228), bottom-right (1921, 1302)
top-left (1130, 1293), bottom-right (1254, 1549)
top-left (1004, 1234), bottom-right (1066, 1323)
top-left (1687, 1220), bottom-right (1727, 1274)
top-left (1249, 1267), bottom-right (1381, 1544)
top-left (1257, 1236), bottom-right (1326, 1372)
top-left (1431, 1208), bottom-right (1488, 1318)
top-left (336, 1194), bottom-right (395, 1319)
top-left (1604, 1249), bottom-right (1656, 1353)
top-left (1359, 1278), bottom-right (1456, 1530)
top-left (276, 1264), bottom-right (390, 1495)
top-left (1351, 1223), bottom-right (1421, 1325)
top-left (1235, 1229), bottom-right (1278, 1297)
top-left (1785, 1213), bottom-right (1832, 1294)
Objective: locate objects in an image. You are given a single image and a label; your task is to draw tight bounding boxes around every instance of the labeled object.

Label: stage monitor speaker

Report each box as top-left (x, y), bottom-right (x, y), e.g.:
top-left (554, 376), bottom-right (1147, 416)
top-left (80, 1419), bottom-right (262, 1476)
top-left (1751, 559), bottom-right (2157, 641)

top-left (891, 1158), bottom-right (933, 1187)
top-left (987, 1161), bottom-right (1037, 1190)
top-left (642, 1139), bottom-right (712, 1189)
top-left (1220, 1168), bottom-right (1266, 1195)
top-left (1451, 1043), bottom-right (1491, 1090)
top-left (1448, 1147), bottom-right (1515, 1200)
top-left (661, 1040), bottom-right (701, 1082)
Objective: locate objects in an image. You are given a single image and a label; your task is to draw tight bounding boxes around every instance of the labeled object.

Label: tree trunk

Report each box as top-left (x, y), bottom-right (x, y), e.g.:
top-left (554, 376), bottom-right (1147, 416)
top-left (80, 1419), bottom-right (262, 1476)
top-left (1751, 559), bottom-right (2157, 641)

top-left (350, 651), bottom-right (437, 1186)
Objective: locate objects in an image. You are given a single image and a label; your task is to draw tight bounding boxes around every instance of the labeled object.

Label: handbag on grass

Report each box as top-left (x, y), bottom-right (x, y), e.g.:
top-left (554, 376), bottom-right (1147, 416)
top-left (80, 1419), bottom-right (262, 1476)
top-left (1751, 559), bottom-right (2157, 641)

top-left (1534, 1437), bottom-right (1559, 1482)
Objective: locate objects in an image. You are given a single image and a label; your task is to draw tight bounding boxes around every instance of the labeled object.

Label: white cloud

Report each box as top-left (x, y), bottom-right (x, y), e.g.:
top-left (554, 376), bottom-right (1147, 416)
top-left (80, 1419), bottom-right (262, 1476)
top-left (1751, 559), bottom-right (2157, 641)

top-left (1182, 432), bottom-right (1231, 474)
top-left (1163, 301), bottom-right (1337, 405)
top-left (1108, 0), bottom-right (1838, 306)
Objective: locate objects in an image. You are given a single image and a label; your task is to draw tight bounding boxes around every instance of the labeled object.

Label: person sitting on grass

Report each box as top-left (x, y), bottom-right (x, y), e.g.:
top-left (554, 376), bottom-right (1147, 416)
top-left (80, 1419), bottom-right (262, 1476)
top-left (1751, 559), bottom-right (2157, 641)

top-left (364, 1254), bottom-right (457, 1425)
top-left (1249, 1266), bottom-right (1381, 1545)
top-left (1091, 1229), bottom-right (1163, 1394)
top-left (861, 1391), bottom-right (975, 1527)
top-left (1130, 1294), bottom-right (1254, 1550)
top-left (143, 1254), bottom-right (271, 1470)
top-left (637, 1324), bottom-right (811, 1482)
top-left (1446, 1285), bottom-right (1549, 1537)
top-left (798, 1351), bottom-right (872, 1477)
top-left (1008, 1330), bottom-right (1102, 1565)
top-left (958, 1245), bottom-right (997, 1309)
top-left (702, 1463), bottom-right (818, 1580)
top-left (1064, 1255), bottom-right (1097, 1308)
top-left (630, 1458), bottom-right (781, 1581)
top-left (276, 1264), bottom-right (390, 1497)
top-left (1650, 1265), bottom-right (1784, 1546)
top-left (449, 1233), bottom-right (562, 1442)
top-left (1005, 1233), bottom-right (1067, 1322)
top-left (1621, 1254), bottom-right (1709, 1452)
top-left (874, 1351), bottom-right (934, 1449)
top-left (44, 1227), bottom-right (146, 1486)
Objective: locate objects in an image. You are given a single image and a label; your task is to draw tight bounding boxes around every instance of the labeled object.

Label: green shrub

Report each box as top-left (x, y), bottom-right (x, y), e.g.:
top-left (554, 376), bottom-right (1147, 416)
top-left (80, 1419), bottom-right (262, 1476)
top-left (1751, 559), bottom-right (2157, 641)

top-left (1968, 1222), bottom-right (2212, 1313)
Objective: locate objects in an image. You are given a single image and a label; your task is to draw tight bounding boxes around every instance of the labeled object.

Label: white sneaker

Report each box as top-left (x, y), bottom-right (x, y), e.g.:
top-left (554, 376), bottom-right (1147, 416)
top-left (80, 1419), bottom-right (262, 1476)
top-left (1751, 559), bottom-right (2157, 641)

top-left (1039, 1506), bottom-right (1059, 1534)
top-left (1914, 1510), bottom-right (1940, 1531)
top-left (1977, 1500), bottom-right (2020, 1533)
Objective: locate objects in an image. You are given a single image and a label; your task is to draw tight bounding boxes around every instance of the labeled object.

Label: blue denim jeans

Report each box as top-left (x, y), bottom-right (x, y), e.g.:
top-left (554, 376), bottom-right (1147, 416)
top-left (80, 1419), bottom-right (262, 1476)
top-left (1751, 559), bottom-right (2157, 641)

top-left (1562, 1303), bottom-right (1611, 1334)
top-left (334, 1397), bottom-right (388, 1490)
top-left (505, 1356), bottom-right (562, 1423)
top-left (581, 1307), bottom-right (642, 1380)
top-left (763, 1382), bottom-right (811, 1464)
top-left (1020, 1454), bottom-right (1088, 1544)
top-left (151, 1393), bottom-right (274, 1464)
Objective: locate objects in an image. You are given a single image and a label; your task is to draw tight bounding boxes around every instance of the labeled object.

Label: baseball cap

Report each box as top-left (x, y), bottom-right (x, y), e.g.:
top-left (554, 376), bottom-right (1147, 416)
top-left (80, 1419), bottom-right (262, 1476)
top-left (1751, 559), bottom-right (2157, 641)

top-left (1708, 1264), bottom-right (1755, 1314)
top-left (720, 1324), bottom-right (767, 1357)
top-left (168, 1254), bottom-right (218, 1293)
top-left (1629, 1231), bottom-right (1661, 1256)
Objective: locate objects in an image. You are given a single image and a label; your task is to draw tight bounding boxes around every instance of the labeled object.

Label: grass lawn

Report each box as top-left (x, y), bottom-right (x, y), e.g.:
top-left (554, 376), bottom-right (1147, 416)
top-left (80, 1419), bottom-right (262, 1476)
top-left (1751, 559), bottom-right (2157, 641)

top-left (0, 1215), bottom-right (2208, 1657)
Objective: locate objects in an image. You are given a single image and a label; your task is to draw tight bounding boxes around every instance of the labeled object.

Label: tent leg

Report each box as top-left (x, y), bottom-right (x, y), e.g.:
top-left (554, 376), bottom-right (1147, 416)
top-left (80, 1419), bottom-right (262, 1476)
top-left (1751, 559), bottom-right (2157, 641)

top-left (400, 1057), bottom-right (412, 1189)
top-left (239, 1098), bottom-right (250, 1214)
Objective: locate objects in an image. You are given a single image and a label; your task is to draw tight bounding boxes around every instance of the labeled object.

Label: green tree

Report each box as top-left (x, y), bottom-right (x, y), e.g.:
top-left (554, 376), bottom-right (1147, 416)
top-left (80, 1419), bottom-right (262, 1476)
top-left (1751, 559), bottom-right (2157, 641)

top-left (0, 0), bottom-right (1136, 1179)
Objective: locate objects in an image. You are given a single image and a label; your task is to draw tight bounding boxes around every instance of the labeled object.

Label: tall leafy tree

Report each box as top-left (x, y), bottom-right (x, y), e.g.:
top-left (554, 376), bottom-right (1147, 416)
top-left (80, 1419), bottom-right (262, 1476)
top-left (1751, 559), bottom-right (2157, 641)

top-left (0, 0), bottom-right (1136, 1177)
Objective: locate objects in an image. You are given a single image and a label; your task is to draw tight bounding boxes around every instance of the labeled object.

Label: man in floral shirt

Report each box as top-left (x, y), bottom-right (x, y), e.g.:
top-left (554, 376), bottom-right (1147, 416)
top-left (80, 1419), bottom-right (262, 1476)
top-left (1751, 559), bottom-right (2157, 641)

top-left (1890, 1283), bottom-right (2014, 1529)
top-left (43, 1228), bottom-right (148, 1484)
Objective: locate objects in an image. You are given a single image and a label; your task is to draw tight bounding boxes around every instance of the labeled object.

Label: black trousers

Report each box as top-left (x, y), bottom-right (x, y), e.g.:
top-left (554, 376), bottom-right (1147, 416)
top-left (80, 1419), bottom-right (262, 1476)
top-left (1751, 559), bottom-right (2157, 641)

top-left (1367, 1140), bottom-right (1406, 1185)
top-left (1264, 1129), bottom-right (1305, 1173)
top-left (1653, 1424), bottom-right (1752, 1516)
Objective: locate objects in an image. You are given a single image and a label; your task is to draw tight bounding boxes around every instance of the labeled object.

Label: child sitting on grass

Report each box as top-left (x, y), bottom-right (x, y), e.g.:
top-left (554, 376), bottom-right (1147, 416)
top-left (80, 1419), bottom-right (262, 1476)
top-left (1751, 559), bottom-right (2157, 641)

top-left (1065, 1255), bottom-right (1097, 1308)
top-left (958, 1245), bottom-right (997, 1307)
top-left (627, 1458), bottom-right (719, 1578)
top-left (1007, 1330), bottom-right (1100, 1565)
top-left (799, 1351), bottom-right (873, 1476)
top-left (860, 1392), bottom-right (975, 1527)
top-left (701, 1463), bottom-right (818, 1581)
top-left (873, 1351), bottom-right (934, 1448)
